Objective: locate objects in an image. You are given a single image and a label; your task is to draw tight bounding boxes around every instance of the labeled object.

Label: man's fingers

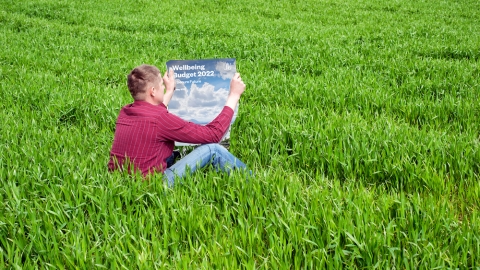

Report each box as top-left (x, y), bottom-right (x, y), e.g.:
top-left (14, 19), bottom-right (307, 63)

top-left (163, 68), bottom-right (173, 77)
top-left (233, 73), bottom-right (245, 85)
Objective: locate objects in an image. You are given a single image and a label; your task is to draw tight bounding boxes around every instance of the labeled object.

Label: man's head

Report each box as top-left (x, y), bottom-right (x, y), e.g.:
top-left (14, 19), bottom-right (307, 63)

top-left (127, 65), bottom-right (165, 103)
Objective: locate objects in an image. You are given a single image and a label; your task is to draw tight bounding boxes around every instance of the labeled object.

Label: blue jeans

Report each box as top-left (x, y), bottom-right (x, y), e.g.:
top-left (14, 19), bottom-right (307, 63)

top-left (164, 143), bottom-right (247, 187)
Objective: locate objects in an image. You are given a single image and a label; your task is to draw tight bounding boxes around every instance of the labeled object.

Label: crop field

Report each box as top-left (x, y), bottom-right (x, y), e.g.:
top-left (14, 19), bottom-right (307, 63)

top-left (1, 0), bottom-right (479, 268)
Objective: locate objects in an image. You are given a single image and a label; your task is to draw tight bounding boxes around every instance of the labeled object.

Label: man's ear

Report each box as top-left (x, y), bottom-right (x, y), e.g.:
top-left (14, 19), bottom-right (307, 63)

top-left (149, 86), bottom-right (155, 97)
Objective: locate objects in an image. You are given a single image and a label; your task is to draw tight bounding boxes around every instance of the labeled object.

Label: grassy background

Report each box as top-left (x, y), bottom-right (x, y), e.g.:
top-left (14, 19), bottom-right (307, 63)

top-left (1, 0), bottom-right (479, 268)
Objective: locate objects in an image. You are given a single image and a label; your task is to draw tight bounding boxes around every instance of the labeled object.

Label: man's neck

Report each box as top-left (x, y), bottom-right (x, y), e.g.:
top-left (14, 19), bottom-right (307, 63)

top-left (136, 97), bottom-right (158, 106)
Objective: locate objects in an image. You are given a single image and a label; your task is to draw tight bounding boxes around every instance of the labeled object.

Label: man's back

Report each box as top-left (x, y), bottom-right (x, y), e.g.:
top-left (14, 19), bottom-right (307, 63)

top-left (108, 100), bottom-right (175, 175)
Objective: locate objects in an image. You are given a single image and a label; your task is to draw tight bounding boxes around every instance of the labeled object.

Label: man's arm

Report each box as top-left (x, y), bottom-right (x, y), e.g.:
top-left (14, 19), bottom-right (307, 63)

top-left (158, 107), bottom-right (234, 144)
top-left (162, 68), bottom-right (176, 107)
top-left (157, 72), bottom-right (246, 144)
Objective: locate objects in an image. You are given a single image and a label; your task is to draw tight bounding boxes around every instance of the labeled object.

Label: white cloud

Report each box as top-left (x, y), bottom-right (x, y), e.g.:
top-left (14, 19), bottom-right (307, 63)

top-left (215, 61), bottom-right (236, 80)
top-left (168, 82), bottom-right (229, 124)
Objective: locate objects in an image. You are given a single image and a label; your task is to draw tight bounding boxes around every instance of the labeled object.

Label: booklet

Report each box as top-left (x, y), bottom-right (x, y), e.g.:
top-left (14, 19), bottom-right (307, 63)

top-left (166, 58), bottom-right (238, 146)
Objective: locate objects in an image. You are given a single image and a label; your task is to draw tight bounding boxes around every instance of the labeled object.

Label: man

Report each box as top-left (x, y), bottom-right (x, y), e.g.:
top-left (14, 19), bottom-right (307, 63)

top-left (108, 64), bottom-right (248, 186)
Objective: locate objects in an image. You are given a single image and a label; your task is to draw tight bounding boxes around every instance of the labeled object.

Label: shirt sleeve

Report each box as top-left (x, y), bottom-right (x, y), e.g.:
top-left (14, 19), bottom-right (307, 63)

top-left (157, 106), bottom-right (234, 144)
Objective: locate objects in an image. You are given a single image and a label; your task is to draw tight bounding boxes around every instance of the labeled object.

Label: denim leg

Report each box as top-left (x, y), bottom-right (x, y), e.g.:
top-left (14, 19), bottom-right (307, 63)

top-left (163, 143), bottom-right (247, 186)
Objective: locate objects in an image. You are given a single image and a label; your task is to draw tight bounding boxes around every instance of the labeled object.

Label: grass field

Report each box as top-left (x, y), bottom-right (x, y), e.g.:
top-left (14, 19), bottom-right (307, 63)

top-left (1, 0), bottom-right (479, 268)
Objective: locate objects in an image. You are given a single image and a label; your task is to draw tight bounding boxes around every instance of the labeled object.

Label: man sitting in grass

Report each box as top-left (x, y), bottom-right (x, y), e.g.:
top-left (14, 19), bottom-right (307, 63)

top-left (108, 64), bottom-right (248, 186)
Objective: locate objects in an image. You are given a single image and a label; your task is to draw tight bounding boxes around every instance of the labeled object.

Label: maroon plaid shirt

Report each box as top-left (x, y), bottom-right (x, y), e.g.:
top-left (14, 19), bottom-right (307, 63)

top-left (108, 100), bottom-right (234, 176)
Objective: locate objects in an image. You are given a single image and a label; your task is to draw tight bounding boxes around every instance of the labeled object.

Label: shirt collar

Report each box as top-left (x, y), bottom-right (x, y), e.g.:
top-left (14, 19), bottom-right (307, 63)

top-left (132, 100), bottom-right (167, 109)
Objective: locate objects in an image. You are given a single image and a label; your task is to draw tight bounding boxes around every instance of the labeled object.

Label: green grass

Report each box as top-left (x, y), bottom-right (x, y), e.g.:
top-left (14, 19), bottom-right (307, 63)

top-left (1, 0), bottom-right (479, 268)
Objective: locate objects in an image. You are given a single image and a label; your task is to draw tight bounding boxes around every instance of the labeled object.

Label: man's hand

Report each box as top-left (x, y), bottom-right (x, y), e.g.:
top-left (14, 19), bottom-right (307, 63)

top-left (229, 73), bottom-right (245, 98)
top-left (163, 68), bottom-right (176, 92)
top-left (162, 68), bottom-right (176, 107)
top-left (225, 73), bottom-right (245, 110)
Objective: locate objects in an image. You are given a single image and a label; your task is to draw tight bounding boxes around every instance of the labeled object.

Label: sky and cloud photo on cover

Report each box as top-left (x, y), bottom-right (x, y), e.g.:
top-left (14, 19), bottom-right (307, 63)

top-left (166, 58), bottom-right (238, 125)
